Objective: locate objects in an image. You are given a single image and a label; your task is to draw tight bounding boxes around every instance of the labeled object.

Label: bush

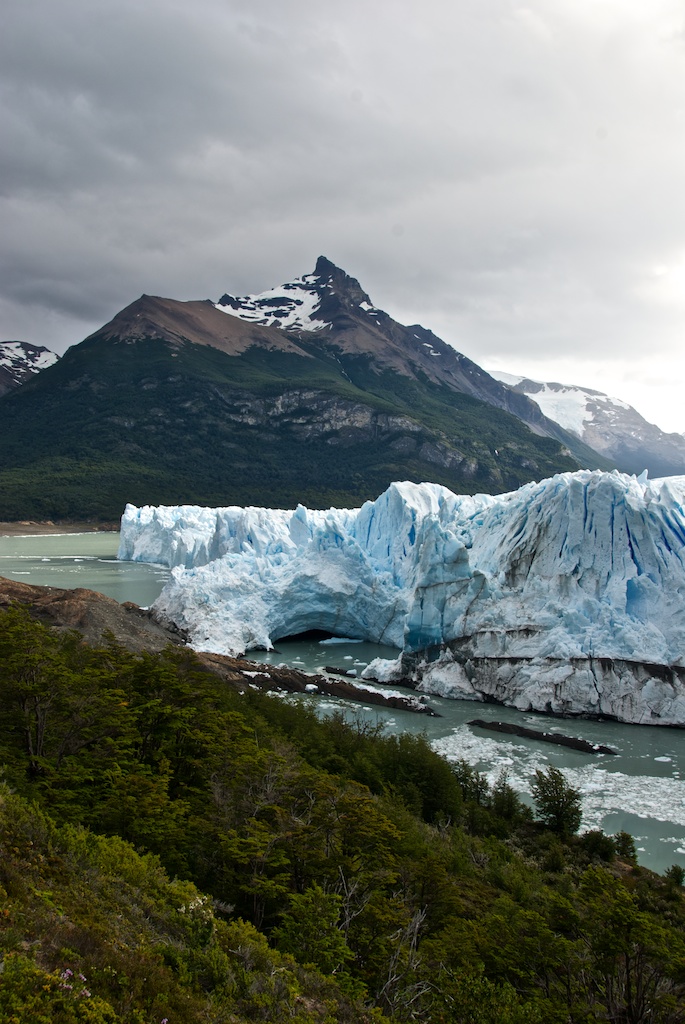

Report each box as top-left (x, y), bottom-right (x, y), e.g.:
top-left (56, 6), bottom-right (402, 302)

top-left (579, 830), bottom-right (615, 863)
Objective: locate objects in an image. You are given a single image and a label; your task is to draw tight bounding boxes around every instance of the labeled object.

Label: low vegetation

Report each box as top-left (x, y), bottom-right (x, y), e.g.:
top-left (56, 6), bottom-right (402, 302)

top-left (1, 603), bottom-right (684, 1022)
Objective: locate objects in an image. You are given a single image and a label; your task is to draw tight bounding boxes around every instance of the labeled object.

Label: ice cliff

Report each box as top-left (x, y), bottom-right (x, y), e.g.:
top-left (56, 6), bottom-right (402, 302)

top-left (118, 471), bottom-right (685, 725)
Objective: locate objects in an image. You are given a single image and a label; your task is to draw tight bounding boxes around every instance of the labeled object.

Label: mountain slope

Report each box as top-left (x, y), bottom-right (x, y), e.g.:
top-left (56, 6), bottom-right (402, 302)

top-left (219, 257), bottom-right (570, 431)
top-left (492, 372), bottom-right (685, 477)
top-left (217, 256), bottom-right (613, 470)
top-left (0, 339), bottom-right (59, 396)
top-left (96, 293), bottom-right (311, 356)
top-left (0, 260), bottom-right (608, 521)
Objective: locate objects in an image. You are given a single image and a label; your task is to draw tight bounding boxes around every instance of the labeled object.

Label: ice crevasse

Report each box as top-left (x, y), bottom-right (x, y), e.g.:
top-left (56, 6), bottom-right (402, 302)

top-left (118, 470), bottom-right (685, 725)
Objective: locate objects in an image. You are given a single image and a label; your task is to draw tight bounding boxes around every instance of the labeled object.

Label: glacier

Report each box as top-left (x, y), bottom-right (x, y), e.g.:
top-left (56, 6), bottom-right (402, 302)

top-left (118, 470), bottom-right (685, 725)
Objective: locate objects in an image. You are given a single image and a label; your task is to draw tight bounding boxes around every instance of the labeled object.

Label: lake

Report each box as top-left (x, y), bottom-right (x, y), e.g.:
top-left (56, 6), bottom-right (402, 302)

top-left (0, 530), bottom-right (170, 606)
top-left (1, 530), bottom-right (683, 874)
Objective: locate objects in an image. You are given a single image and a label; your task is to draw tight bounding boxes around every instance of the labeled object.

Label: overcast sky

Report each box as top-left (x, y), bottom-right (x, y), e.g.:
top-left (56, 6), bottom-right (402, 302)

top-left (3, 0), bottom-right (685, 431)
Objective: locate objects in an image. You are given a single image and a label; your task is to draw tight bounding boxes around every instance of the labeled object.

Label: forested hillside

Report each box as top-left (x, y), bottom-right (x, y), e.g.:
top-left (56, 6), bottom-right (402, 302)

top-left (1, 604), bottom-right (684, 1023)
top-left (0, 333), bottom-right (586, 521)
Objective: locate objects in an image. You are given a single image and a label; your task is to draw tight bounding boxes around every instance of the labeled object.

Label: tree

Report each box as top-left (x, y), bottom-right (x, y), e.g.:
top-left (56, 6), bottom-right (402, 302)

top-left (613, 830), bottom-right (638, 863)
top-left (274, 883), bottom-right (354, 978)
top-left (578, 866), bottom-right (685, 1023)
top-left (665, 864), bottom-right (685, 887)
top-left (531, 766), bottom-right (582, 836)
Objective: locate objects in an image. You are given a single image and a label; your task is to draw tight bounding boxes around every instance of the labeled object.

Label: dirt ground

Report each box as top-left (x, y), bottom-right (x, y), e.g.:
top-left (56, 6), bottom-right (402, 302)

top-left (0, 521), bottom-right (119, 536)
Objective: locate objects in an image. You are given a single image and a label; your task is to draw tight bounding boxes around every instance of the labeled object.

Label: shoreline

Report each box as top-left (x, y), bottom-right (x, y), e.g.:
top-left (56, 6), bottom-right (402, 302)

top-left (0, 521), bottom-right (119, 537)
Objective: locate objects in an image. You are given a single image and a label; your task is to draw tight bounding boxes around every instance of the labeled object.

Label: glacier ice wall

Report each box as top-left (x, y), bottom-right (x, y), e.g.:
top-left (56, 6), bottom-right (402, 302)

top-left (119, 482), bottom-right (486, 653)
top-left (119, 471), bottom-right (685, 724)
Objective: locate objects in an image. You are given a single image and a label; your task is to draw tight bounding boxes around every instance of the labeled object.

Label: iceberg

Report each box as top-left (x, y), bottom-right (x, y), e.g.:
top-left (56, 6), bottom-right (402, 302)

top-left (118, 471), bottom-right (685, 725)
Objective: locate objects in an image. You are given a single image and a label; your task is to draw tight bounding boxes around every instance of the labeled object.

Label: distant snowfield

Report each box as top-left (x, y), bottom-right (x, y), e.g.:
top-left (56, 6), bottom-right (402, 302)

top-left (119, 469), bottom-right (685, 725)
top-left (524, 382), bottom-right (597, 437)
top-left (488, 370), bottom-right (631, 438)
top-left (0, 340), bottom-right (59, 382)
top-left (0, 341), bottom-right (58, 371)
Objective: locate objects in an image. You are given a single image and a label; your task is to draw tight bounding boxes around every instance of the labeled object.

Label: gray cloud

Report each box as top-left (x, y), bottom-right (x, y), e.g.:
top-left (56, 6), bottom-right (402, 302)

top-left (3, 0), bottom-right (685, 430)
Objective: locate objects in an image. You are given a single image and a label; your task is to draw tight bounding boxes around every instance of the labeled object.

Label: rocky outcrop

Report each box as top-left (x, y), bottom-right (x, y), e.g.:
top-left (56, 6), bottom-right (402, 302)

top-left (0, 576), bottom-right (182, 653)
top-left (215, 387), bottom-right (424, 440)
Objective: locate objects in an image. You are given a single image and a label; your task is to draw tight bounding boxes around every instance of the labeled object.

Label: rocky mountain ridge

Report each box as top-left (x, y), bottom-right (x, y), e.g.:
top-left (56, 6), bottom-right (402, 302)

top-left (93, 257), bottom-right (584, 447)
top-left (95, 293), bottom-right (309, 356)
top-left (216, 256), bottom-right (579, 443)
top-left (4, 260), bottom-right (682, 483)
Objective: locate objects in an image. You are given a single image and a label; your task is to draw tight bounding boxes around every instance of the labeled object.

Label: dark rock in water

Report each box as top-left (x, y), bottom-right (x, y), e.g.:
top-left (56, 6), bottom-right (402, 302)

top-left (316, 677), bottom-right (440, 716)
top-left (198, 652), bottom-right (440, 715)
top-left (468, 718), bottom-right (616, 754)
top-left (325, 664), bottom-right (358, 678)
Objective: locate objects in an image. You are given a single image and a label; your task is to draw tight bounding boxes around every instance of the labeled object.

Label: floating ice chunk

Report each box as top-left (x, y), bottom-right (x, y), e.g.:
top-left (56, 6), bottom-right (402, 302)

top-left (319, 637), bottom-right (364, 645)
top-left (362, 656), bottom-right (403, 682)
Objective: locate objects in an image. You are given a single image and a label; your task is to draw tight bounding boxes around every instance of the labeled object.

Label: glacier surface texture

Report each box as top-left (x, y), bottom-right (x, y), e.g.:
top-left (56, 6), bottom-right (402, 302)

top-left (118, 471), bottom-right (685, 725)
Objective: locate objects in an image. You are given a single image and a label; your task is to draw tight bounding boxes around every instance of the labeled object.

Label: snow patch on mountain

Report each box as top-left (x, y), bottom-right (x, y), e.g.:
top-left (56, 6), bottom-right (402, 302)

top-left (216, 260), bottom-right (390, 333)
top-left (120, 471), bottom-right (685, 725)
top-left (488, 372), bottom-right (631, 438)
top-left (215, 274), bottom-right (328, 332)
top-left (0, 341), bottom-right (57, 372)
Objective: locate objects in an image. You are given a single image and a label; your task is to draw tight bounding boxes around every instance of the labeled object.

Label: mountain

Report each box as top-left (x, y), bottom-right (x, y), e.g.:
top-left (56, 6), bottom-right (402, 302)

top-left (0, 339), bottom-right (59, 396)
top-left (491, 371), bottom-right (685, 478)
top-left (216, 257), bottom-right (597, 452)
top-left (0, 258), bottom-right (610, 521)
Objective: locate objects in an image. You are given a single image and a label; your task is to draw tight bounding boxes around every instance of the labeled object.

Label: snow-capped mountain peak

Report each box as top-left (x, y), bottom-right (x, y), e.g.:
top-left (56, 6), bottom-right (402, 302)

top-left (0, 340), bottom-right (59, 397)
top-left (490, 371), bottom-right (685, 478)
top-left (490, 373), bottom-right (631, 437)
top-left (0, 340), bottom-right (58, 373)
top-left (210, 259), bottom-right (620, 465)
top-left (215, 255), bottom-right (386, 333)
